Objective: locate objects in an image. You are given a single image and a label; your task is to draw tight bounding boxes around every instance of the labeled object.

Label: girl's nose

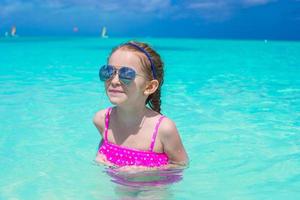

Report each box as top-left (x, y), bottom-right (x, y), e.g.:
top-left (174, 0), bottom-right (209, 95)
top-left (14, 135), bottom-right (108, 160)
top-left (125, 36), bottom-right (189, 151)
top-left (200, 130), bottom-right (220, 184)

top-left (110, 72), bottom-right (121, 86)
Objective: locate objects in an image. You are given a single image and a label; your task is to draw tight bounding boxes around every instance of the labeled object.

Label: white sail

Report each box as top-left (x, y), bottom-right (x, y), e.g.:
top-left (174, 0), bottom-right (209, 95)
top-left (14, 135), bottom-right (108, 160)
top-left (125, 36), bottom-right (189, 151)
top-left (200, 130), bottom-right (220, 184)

top-left (11, 26), bottom-right (17, 37)
top-left (101, 26), bottom-right (108, 38)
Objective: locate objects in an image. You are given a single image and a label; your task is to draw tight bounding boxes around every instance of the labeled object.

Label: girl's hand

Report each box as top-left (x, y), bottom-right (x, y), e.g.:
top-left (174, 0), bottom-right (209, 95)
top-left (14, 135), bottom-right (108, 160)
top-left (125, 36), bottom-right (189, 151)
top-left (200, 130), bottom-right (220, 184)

top-left (95, 154), bottom-right (114, 167)
top-left (116, 165), bottom-right (161, 173)
top-left (116, 165), bottom-right (147, 172)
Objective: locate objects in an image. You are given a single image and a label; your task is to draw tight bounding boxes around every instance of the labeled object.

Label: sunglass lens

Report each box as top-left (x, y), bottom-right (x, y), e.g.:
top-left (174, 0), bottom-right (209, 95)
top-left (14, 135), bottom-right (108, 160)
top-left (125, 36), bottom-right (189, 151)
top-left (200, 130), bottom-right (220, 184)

top-left (119, 67), bottom-right (136, 85)
top-left (99, 65), bottom-right (114, 81)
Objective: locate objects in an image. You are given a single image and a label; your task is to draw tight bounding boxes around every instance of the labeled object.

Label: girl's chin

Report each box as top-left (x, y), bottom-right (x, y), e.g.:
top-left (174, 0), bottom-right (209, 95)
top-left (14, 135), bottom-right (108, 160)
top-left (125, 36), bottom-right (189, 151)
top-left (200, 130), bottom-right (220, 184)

top-left (108, 97), bottom-right (127, 105)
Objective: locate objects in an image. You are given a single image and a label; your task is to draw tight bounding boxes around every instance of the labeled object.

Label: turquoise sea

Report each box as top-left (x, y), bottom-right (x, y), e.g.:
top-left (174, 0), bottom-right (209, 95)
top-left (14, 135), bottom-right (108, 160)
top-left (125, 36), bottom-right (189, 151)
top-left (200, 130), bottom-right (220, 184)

top-left (0, 37), bottom-right (299, 199)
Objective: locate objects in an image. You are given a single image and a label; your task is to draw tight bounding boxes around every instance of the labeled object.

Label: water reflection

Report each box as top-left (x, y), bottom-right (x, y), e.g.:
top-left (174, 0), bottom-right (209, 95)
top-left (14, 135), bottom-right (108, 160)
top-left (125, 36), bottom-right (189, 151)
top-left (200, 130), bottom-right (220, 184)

top-left (104, 167), bottom-right (185, 200)
top-left (105, 167), bottom-right (183, 187)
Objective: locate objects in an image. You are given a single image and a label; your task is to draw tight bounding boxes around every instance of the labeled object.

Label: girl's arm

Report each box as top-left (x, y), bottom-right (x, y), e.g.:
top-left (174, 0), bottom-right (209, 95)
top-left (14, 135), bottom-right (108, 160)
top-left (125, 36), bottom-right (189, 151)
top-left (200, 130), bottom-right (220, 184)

top-left (93, 109), bottom-right (107, 134)
top-left (159, 118), bottom-right (189, 168)
top-left (94, 109), bottom-right (115, 166)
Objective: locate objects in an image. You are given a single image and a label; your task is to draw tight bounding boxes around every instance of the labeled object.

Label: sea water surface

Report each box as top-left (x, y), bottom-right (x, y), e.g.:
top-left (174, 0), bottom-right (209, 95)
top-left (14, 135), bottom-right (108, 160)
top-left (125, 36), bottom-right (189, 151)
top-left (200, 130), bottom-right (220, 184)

top-left (0, 37), bottom-right (299, 199)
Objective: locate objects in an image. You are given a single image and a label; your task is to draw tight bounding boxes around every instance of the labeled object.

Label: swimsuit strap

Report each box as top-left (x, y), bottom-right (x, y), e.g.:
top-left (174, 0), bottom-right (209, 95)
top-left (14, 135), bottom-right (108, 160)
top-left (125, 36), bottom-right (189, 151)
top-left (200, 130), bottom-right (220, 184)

top-left (104, 107), bottom-right (112, 141)
top-left (149, 115), bottom-right (165, 152)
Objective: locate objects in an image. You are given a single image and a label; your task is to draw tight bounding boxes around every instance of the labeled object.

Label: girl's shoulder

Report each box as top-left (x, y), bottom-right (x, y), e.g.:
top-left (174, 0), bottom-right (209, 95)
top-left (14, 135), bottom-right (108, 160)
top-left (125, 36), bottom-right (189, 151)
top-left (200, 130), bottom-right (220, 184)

top-left (159, 116), bottom-right (178, 137)
top-left (93, 108), bottom-right (109, 134)
top-left (146, 109), bottom-right (177, 136)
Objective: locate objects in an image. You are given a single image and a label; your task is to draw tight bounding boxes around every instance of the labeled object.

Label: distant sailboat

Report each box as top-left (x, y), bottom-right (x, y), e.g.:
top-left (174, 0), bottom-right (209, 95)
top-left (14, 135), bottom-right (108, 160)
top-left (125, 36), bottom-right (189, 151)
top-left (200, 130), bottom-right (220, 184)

top-left (101, 26), bottom-right (108, 38)
top-left (11, 26), bottom-right (17, 37)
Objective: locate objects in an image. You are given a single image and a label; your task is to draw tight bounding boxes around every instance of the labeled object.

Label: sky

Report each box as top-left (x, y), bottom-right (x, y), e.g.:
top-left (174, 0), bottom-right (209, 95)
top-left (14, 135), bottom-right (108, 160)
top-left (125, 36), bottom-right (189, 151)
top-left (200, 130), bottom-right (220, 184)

top-left (0, 0), bottom-right (299, 40)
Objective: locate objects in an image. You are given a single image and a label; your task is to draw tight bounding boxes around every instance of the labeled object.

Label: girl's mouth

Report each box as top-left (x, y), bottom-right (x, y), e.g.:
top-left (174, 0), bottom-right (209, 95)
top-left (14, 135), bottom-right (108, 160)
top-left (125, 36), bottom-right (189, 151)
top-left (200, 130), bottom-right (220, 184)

top-left (108, 89), bottom-right (124, 94)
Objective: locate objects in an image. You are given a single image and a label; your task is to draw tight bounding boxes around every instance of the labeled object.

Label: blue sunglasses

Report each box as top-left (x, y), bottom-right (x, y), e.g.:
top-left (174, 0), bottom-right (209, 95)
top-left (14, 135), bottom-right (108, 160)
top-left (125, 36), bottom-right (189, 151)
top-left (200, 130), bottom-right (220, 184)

top-left (99, 65), bottom-right (143, 85)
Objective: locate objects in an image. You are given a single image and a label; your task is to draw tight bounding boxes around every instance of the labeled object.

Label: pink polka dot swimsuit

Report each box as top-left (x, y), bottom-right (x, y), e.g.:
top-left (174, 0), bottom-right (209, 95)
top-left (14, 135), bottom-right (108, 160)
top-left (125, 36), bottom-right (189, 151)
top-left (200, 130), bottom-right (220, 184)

top-left (98, 107), bottom-right (169, 167)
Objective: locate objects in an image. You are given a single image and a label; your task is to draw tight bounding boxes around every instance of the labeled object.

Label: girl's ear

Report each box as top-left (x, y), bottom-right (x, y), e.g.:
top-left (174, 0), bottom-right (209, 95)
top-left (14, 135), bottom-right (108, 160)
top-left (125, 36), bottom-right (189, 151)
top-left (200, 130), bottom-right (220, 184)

top-left (144, 80), bottom-right (159, 96)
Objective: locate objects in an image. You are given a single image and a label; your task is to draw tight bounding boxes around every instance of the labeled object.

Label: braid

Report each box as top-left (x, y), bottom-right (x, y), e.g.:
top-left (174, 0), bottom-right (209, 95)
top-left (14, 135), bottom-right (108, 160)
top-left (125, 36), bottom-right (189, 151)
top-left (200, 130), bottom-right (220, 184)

top-left (146, 83), bottom-right (162, 113)
top-left (141, 43), bottom-right (164, 114)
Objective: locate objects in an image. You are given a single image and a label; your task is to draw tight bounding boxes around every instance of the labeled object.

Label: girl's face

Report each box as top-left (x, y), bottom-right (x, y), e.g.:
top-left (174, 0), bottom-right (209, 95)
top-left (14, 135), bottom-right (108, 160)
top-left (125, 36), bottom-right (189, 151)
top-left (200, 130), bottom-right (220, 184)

top-left (105, 49), bottom-right (148, 106)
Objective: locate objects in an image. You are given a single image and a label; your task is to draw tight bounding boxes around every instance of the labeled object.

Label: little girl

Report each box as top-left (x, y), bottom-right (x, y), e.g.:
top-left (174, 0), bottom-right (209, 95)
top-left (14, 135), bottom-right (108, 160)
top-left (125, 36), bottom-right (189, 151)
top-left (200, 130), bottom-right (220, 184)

top-left (93, 41), bottom-right (188, 169)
